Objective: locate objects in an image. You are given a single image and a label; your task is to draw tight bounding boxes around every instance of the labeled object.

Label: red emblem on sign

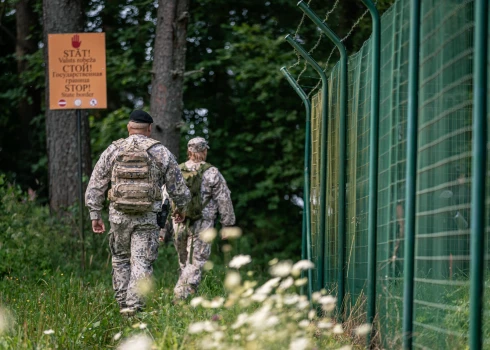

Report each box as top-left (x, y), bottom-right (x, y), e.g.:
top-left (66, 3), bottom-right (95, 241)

top-left (58, 99), bottom-right (67, 107)
top-left (71, 34), bottom-right (81, 49)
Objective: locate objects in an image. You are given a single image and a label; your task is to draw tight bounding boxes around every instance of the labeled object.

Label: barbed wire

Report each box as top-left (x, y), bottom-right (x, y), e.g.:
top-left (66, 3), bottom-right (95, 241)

top-left (288, 0), bottom-right (314, 70)
top-left (294, 0), bottom-right (341, 82)
top-left (306, 7), bottom-right (370, 98)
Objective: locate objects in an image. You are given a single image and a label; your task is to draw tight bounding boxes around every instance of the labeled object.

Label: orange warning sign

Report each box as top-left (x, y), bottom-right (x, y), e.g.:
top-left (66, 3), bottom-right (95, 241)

top-left (48, 33), bottom-right (107, 110)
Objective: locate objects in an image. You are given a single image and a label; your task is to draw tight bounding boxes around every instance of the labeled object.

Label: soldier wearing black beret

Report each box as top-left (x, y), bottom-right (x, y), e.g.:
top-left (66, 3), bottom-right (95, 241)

top-left (85, 109), bottom-right (190, 316)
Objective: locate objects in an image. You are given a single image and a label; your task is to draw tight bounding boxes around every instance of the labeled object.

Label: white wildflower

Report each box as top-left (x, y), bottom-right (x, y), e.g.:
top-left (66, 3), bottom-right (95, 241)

top-left (189, 321), bottom-right (214, 334)
top-left (139, 323), bottom-right (147, 329)
top-left (291, 260), bottom-right (315, 277)
top-left (232, 313), bottom-right (249, 329)
top-left (202, 297), bottom-right (224, 309)
top-left (295, 278), bottom-right (308, 286)
top-left (355, 323), bottom-right (372, 336)
top-left (203, 261), bottom-right (214, 271)
top-left (268, 258), bottom-right (279, 265)
top-left (224, 271), bottom-right (241, 290)
top-left (43, 329), bottom-right (55, 335)
top-left (229, 255), bottom-right (252, 269)
top-left (136, 277), bottom-right (154, 297)
top-left (296, 298), bottom-right (310, 310)
top-left (117, 334), bottom-right (153, 350)
top-left (289, 337), bottom-right (309, 350)
top-left (220, 226), bottom-right (242, 239)
top-left (248, 305), bottom-right (272, 329)
top-left (265, 315), bottom-right (279, 328)
top-left (318, 320), bottom-right (333, 329)
top-left (269, 260), bottom-right (293, 277)
top-left (298, 319), bottom-right (310, 328)
top-left (333, 324), bottom-right (344, 334)
top-left (242, 288), bottom-right (254, 298)
top-left (114, 332), bottom-right (122, 341)
top-left (283, 294), bottom-right (299, 305)
top-left (308, 309), bottom-right (316, 320)
top-left (200, 336), bottom-right (218, 350)
top-left (319, 295), bottom-right (337, 312)
top-left (255, 277), bottom-right (281, 296)
top-left (246, 333), bottom-right (257, 341)
top-left (318, 295), bottom-right (337, 305)
top-left (278, 277), bottom-right (294, 290)
top-left (190, 296), bottom-right (204, 308)
top-left (233, 334), bottom-right (241, 340)
top-left (311, 291), bottom-right (322, 302)
top-left (199, 228), bottom-right (217, 243)
top-left (251, 293), bottom-right (267, 303)
top-left (212, 331), bottom-right (225, 341)
top-left (0, 308), bottom-right (12, 335)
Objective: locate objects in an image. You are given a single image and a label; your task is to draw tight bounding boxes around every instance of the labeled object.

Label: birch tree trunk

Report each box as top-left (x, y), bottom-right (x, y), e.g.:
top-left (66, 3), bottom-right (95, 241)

top-left (150, 0), bottom-right (190, 157)
top-left (43, 0), bottom-right (92, 211)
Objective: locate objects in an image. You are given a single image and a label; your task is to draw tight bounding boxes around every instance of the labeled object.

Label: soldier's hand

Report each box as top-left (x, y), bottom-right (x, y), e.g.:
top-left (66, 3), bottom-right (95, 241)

top-left (92, 219), bottom-right (106, 234)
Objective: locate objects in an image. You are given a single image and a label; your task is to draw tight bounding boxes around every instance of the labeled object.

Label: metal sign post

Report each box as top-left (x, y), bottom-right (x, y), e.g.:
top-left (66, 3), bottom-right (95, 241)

top-left (48, 33), bottom-right (107, 271)
top-left (76, 109), bottom-right (85, 270)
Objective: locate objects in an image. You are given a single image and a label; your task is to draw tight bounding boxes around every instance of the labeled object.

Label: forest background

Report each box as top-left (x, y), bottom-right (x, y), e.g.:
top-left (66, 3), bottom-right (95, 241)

top-left (0, 0), bottom-right (393, 269)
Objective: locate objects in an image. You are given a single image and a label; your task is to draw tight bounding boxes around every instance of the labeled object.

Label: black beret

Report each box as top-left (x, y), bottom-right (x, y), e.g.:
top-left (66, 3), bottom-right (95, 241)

top-left (129, 110), bottom-right (154, 124)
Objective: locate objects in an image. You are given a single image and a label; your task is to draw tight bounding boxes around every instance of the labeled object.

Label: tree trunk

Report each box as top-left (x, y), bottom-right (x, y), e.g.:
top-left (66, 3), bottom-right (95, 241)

top-left (43, 0), bottom-right (92, 211)
top-left (150, 0), bottom-right (190, 157)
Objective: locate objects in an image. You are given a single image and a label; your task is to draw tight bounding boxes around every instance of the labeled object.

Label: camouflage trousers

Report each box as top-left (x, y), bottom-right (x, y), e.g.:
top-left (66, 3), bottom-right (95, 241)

top-left (173, 219), bottom-right (213, 299)
top-left (109, 211), bottom-right (160, 310)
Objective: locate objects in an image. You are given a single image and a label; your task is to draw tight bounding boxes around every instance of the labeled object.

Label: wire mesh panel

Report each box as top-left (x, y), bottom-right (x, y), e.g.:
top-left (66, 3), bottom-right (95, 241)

top-left (412, 0), bottom-right (474, 348)
top-left (345, 42), bottom-right (371, 302)
top-left (304, 0), bottom-right (487, 346)
top-left (310, 93), bottom-right (323, 289)
top-left (375, 0), bottom-right (410, 346)
top-left (324, 71), bottom-right (340, 292)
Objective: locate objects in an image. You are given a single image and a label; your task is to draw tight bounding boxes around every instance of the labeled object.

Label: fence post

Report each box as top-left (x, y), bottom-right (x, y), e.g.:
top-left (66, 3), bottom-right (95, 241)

top-left (403, 0), bottom-right (421, 348)
top-left (469, 0), bottom-right (488, 349)
top-left (280, 66), bottom-right (314, 300)
top-left (360, 0), bottom-right (380, 345)
top-left (285, 35), bottom-right (328, 292)
top-left (297, 0), bottom-right (348, 318)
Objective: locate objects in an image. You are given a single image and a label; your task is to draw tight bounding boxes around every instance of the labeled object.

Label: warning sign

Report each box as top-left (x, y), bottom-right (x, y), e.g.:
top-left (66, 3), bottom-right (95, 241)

top-left (48, 33), bottom-right (107, 110)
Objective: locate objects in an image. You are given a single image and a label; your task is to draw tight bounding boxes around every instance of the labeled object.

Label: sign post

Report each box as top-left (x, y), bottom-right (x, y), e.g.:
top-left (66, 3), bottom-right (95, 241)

top-left (48, 33), bottom-right (107, 270)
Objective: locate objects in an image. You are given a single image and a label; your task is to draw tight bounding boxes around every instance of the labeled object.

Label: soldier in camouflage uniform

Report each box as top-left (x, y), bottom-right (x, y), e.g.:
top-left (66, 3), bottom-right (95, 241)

top-left (172, 137), bottom-right (235, 300)
top-left (85, 110), bottom-right (191, 315)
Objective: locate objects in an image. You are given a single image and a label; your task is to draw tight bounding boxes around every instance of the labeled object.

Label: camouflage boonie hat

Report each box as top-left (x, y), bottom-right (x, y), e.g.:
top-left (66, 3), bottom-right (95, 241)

top-left (188, 137), bottom-right (210, 153)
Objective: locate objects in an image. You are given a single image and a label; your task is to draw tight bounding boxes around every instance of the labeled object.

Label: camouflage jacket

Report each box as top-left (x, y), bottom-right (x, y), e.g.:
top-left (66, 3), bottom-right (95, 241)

top-left (85, 134), bottom-right (191, 220)
top-left (181, 160), bottom-right (235, 226)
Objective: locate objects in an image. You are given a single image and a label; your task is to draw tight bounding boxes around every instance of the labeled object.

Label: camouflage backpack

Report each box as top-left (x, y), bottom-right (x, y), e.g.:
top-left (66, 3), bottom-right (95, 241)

top-left (179, 162), bottom-right (213, 222)
top-left (108, 138), bottom-right (161, 214)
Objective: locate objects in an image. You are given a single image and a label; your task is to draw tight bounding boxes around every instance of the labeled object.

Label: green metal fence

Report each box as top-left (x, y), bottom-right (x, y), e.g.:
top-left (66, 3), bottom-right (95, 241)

top-left (281, 0), bottom-right (488, 348)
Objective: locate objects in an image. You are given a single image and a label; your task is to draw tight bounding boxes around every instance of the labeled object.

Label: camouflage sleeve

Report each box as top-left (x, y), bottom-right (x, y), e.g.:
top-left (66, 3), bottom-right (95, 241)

top-left (85, 145), bottom-right (115, 220)
top-left (163, 152), bottom-right (191, 211)
top-left (207, 168), bottom-right (236, 226)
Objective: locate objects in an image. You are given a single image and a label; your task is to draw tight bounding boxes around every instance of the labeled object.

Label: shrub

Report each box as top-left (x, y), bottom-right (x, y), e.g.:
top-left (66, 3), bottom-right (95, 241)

top-left (0, 175), bottom-right (79, 277)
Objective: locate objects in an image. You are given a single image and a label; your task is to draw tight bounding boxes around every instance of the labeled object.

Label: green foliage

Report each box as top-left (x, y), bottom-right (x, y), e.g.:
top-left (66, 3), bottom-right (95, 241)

top-left (0, 246), bottom-right (357, 349)
top-left (1, 0), bottom-right (396, 260)
top-left (0, 177), bottom-right (76, 277)
top-left (89, 107), bottom-right (133, 160)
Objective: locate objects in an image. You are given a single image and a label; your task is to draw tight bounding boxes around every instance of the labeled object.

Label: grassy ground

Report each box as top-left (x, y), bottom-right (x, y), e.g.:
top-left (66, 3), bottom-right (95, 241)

top-left (0, 244), bottom-right (358, 349)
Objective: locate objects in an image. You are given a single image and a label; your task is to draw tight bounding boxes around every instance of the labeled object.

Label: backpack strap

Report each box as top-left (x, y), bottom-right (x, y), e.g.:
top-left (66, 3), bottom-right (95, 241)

top-left (199, 162), bottom-right (213, 175)
top-left (140, 138), bottom-right (160, 151)
top-left (199, 163), bottom-right (214, 209)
